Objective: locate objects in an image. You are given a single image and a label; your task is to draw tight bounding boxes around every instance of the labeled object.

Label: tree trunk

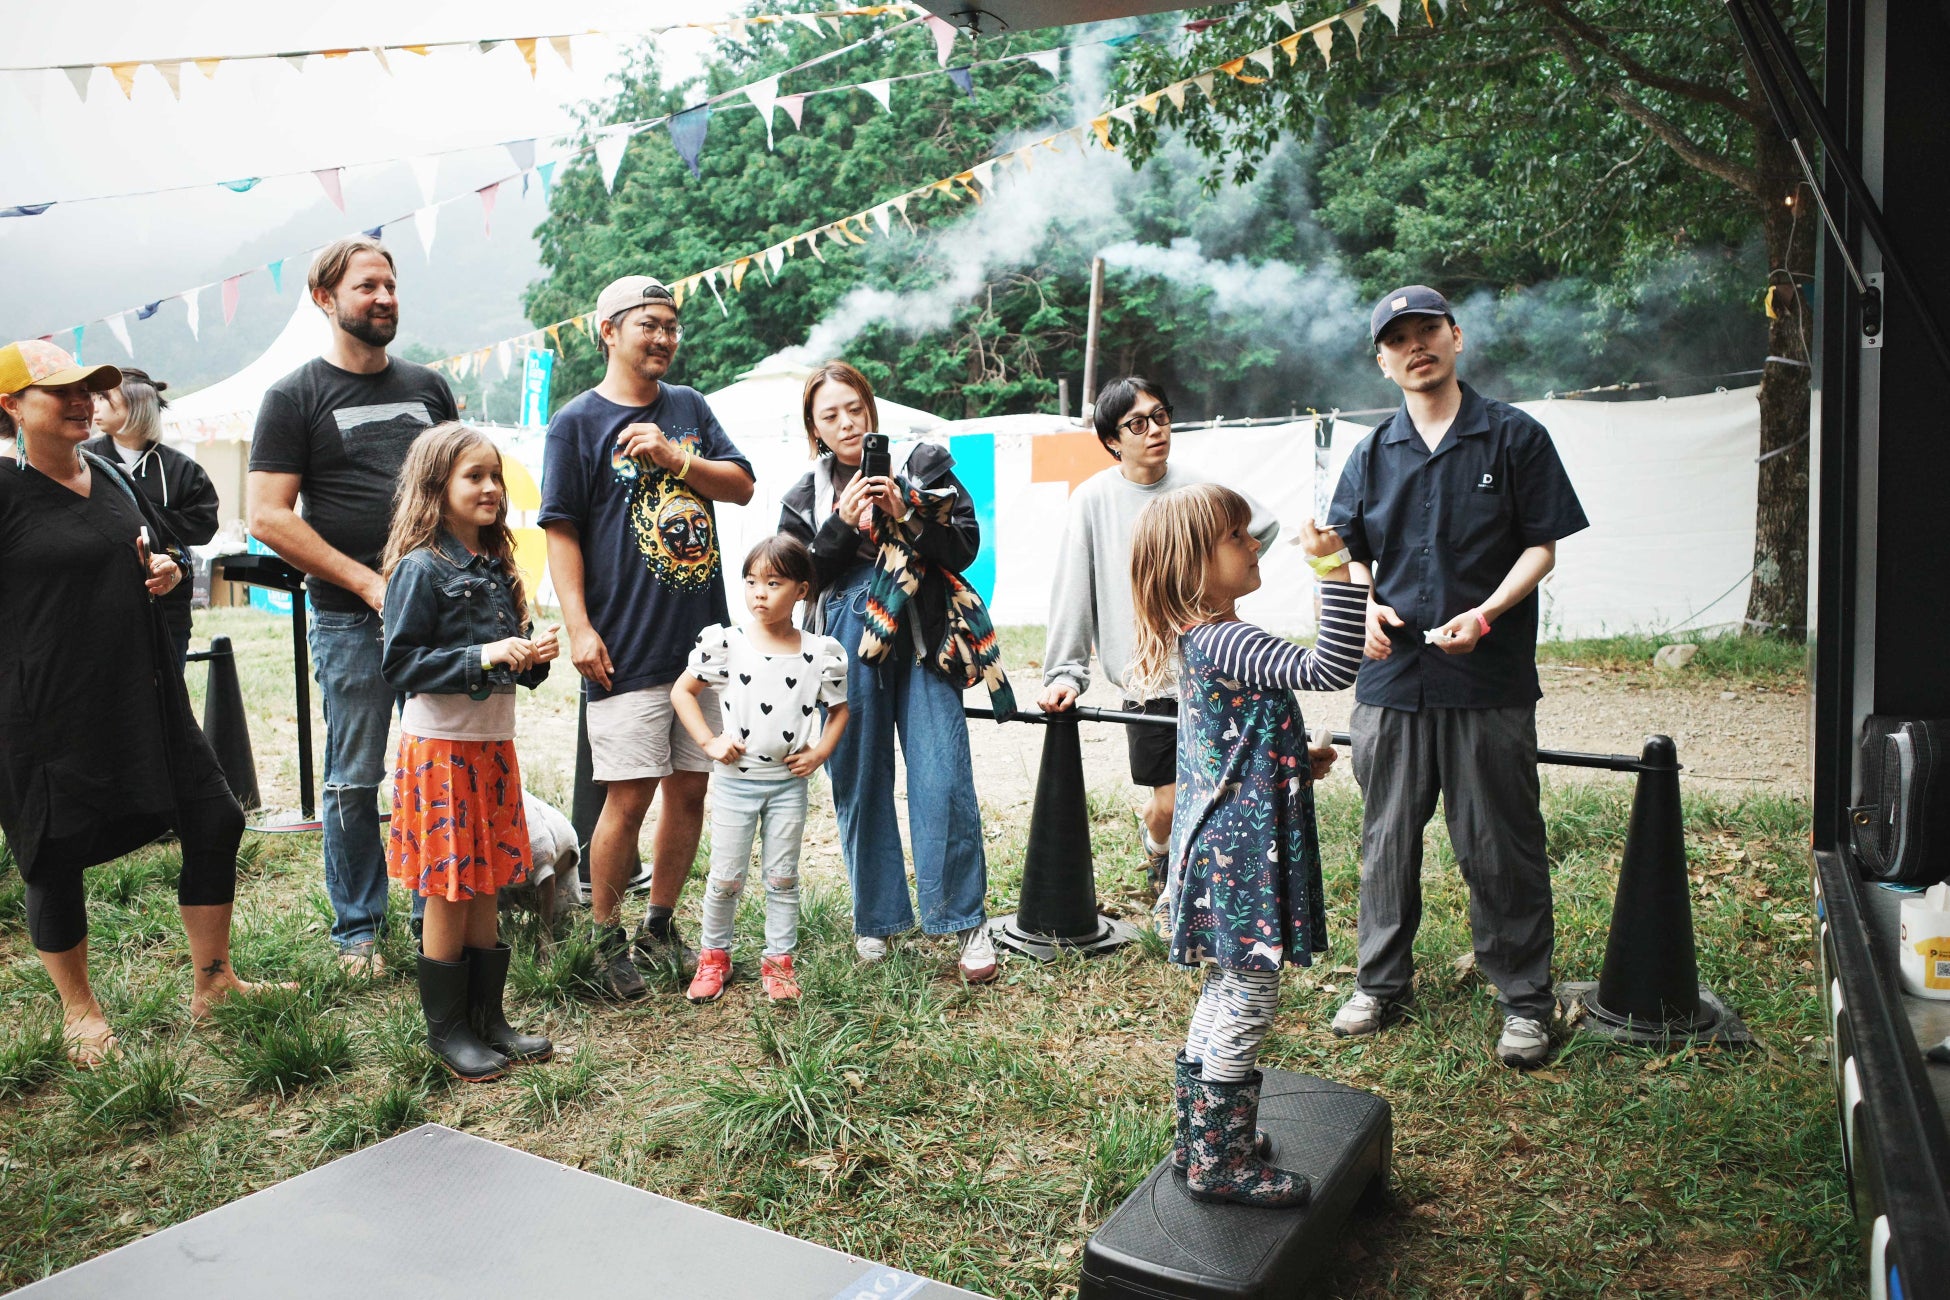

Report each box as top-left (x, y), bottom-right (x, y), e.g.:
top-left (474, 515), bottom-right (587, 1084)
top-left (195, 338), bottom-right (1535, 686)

top-left (1744, 136), bottom-right (1816, 638)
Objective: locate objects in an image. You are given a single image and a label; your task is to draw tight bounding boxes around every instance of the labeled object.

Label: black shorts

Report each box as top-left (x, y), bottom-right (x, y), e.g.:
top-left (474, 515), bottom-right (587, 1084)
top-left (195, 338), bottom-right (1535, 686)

top-left (1122, 698), bottom-right (1178, 789)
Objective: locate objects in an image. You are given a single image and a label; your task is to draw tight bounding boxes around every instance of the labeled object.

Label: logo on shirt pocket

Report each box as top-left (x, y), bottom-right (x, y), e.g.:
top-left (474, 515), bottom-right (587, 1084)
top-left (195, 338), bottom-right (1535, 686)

top-left (1472, 471), bottom-right (1501, 495)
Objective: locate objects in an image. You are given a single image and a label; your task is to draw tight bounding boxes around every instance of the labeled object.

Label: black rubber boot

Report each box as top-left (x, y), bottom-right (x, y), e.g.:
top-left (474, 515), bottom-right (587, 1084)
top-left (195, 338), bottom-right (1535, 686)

top-left (417, 952), bottom-right (509, 1083)
top-left (466, 943), bottom-right (553, 1064)
top-left (1184, 1067), bottom-right (1311, 1208)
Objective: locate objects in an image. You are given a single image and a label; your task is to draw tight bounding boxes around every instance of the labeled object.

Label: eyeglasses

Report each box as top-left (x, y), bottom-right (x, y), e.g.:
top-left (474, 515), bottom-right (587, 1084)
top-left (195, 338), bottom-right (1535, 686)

top-left (1118, 405), bottom-right (1173, 437)
top-left (635, 320), bottom-right (684, 341)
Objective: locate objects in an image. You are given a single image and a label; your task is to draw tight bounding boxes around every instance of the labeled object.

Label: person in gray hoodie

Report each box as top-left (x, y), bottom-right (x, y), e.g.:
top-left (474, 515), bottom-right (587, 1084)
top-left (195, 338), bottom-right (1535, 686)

top-left (1038, 376), bottom-right (1279, 898)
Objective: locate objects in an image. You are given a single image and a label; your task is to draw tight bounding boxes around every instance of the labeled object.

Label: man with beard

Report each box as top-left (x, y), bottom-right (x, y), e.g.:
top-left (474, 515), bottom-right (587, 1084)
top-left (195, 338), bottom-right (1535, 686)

top-left (1325, 285), bottom-right (1587, 1068)
top-left (247, 237), bottom-right (459, 972)
top-left (540, 275), bottom-right (753, 999)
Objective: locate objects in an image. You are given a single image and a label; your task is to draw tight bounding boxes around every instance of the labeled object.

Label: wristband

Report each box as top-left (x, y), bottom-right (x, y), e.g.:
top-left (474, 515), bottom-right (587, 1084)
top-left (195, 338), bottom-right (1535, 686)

top-left (676, 447), bottom-right (693, 480)
top-left (1307, 547), bottom-right (1351, 577)
top-left (1474, 610), bottom-right (1492, 636)
top-left (481, 645), bottom-right (494, 671)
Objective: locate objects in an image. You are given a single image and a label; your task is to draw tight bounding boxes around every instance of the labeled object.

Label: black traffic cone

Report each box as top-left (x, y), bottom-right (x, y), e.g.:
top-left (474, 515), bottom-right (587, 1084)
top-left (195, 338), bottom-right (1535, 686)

top-left (200, 635), bottom-right (261, 811)
top-left (990, 712), bottom-right (1139, 961)
top-left (1558, 735), bottom-right (1753, 1047)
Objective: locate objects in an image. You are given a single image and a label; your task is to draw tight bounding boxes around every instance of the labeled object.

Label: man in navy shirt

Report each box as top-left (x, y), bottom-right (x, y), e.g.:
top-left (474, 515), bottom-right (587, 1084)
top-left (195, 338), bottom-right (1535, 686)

top-left (539, 275), bottom-right (754, 999)
top-left (1326, 286), bottom-right (1588, 1068)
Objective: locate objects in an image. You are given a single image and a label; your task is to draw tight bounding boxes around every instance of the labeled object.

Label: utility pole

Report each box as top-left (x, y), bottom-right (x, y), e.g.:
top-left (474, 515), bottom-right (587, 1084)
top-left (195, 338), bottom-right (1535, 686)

top-left (1080, 255), bottom-right (1104, 413)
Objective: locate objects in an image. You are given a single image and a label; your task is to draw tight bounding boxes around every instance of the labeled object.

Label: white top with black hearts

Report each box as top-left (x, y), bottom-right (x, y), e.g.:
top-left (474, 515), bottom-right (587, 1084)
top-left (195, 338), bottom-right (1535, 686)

top-left (687, 624), bottom-right (849, 780)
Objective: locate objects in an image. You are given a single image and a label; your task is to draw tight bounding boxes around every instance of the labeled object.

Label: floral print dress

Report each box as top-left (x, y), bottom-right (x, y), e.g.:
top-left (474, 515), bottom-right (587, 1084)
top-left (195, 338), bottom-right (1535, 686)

top-left (1168, 582), bottom-right (1370, 972)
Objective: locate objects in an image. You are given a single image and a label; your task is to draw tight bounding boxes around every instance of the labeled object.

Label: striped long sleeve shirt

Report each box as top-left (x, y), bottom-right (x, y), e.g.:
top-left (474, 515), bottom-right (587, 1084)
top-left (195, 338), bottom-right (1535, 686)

top-left (1182, 582), bottom-right (1367, 692)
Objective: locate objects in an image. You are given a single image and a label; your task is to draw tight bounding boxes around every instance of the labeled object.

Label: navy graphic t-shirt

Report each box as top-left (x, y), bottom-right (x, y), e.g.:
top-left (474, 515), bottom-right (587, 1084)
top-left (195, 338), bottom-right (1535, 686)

top-left (538, 384), bottom-right (753, 699)
top-left (249, 356), bottom-right (459, 612)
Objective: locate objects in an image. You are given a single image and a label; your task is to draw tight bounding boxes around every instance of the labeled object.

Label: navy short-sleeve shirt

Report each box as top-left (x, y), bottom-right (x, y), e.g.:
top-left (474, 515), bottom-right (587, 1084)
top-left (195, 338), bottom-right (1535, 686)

top-left (537, 383), bottom-right (754, 700)
top-left (1329, 382), bottom-right (1588, 711)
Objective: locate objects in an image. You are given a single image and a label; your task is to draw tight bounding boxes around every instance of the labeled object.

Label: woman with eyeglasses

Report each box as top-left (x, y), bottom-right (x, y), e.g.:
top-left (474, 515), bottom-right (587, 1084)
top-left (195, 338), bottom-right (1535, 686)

top-left (0, 341), bottom-right (287, 1067)
top-left (1038, 377), bottom-right (1282, 904)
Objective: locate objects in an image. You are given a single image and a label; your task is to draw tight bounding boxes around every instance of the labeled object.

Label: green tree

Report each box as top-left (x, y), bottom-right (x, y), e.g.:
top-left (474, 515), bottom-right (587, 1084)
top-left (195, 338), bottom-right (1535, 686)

top-left (1114, 0), bottom-right (1820, 635)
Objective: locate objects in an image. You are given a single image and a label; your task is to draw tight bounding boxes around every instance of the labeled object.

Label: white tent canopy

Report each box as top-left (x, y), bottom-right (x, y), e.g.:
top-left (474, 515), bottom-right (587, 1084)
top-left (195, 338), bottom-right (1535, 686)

top-left (160, 295), bottom-right (331, 445)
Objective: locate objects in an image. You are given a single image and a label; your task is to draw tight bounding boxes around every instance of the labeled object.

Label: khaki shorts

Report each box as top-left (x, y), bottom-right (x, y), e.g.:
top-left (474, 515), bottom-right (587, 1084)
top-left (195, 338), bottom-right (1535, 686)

top-left (586, 683), bottom-right (719, 781)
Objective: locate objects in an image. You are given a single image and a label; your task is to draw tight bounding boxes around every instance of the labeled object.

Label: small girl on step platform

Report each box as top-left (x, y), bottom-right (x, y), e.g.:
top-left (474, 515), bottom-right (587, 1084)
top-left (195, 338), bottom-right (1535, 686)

top-left (1126, 484), bottom-right (1368, 1207)
top-left (673, 534), bottom-right (849, 1005)
top-left (381, 422), bottom-right (556, 1083)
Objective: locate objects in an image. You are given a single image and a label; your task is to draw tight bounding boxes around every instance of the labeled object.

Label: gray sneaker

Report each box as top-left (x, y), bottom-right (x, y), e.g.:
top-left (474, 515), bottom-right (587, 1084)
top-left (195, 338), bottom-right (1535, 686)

top-left (632, 916), bottom-right (698, 977)
top-left (1330, 992), bottom-right (1408, 1038)
top-left (1497, 1016), bottom-right (1551, 1069)
top-left (593, 924), bottom-right (646, 1001)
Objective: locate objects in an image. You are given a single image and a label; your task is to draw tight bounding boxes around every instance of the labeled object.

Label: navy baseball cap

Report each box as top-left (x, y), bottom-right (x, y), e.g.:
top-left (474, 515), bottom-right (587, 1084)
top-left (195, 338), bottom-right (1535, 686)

top-left (1370, 285), bottom-right (1452, 342)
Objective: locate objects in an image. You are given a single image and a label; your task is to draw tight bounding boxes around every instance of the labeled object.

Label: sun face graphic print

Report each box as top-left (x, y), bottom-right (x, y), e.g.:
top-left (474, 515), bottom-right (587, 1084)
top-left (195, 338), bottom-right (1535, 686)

top-left (610, 430), bottom-right (718, 591)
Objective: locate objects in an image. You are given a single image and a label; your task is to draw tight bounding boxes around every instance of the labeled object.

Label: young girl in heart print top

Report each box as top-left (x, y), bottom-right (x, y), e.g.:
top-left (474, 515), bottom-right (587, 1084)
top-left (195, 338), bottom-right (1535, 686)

top-left (673, 534), bottom-right (849, 1004)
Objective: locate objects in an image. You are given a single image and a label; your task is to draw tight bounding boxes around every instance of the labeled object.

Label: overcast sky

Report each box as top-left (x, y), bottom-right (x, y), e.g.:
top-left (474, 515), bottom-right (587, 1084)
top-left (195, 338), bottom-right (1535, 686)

top-left (0, 0), bottom-right (745, 342)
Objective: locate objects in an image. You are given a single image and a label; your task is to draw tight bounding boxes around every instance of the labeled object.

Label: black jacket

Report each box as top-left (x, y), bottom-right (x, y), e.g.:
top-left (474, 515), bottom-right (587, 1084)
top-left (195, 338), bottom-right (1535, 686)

top-left (778, 441), bottom-right (979, 658)
top-left (80, 436), bottom-right (220, 634)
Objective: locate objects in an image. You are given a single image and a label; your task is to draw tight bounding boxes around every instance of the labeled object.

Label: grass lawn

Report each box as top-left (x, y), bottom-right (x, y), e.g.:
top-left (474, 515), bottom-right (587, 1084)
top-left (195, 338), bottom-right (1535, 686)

top-left (0, 614), bottom-right (1847, 1297)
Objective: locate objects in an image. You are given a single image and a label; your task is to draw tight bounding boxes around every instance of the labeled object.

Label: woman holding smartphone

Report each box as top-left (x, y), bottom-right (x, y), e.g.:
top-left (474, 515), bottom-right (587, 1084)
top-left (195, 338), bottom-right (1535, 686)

top-left (0, 341), bottom-right (284, 1067)
top-left (778, 360), bottom-right (997, 982)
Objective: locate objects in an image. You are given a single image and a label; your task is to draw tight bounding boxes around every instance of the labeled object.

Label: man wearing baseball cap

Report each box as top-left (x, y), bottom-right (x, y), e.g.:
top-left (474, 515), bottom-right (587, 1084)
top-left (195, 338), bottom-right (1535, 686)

top-left (539, 275), bottom-right (754, 999)
top-left (1325, 286), bottom-right (1588, 1067)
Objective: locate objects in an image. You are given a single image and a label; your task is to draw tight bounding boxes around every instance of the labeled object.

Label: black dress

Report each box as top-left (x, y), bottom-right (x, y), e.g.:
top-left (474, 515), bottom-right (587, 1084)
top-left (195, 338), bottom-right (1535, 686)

top-left (0, 454), bottom-right (230, 881)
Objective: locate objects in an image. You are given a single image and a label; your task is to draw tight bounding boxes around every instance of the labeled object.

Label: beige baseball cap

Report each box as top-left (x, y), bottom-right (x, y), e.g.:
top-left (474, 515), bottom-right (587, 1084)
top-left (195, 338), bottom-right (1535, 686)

top-left (594, 275), bottom-right (675, 323)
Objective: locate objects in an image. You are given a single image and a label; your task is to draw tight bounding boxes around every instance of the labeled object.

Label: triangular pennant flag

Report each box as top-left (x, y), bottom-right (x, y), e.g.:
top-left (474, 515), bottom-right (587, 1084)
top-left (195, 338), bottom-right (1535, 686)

top-left (1193, 72), bottom-right (1218, 102)
top-left (71, 325), bottom-right (83, 363)
top-left (106, 312), bottom-right (133, 358)
top-left (804, 234), bottom-right (826, 262)
top-left (766, 244), bottom-right (786, 275)
top-left (1109, 104), bottom-right (1138, 127)
top-left (370, 47), bottom-right (391, 75)
top-left (410, 156), bottom-right (439, 206)
top-left (505, 139), bottom-right (536, 173)
top-left (400, 45), bottom-right (430, 57)
top-left (1026, 48), bottom-right (1060, 79)
top-left (946, 66), bottom-right (974, 98)
top-left (925, 14), bottom-right (959, 65)
top-left (1249, 47), bottom-right (1277, 77)
top-left (1165, 81), bottom-right (1188, 110)
top-left (546, 324), bottom-right (564, 353)
top-left (314, 168), bottom-right (345, 211)
top-left (497, 341), bottom-right (513, 377)
top-left (413, 205), bottom-right (439, 259)
top-left (729, 17), bottom-right (748, 41)
top-left (668, 105), bottom-right (710, 178)
top-left (155, 62), bottom-right (183, 99)
top-left (281, 54), bottom-right (307, 73)
top-left (536, 160), bottom-right (557, 202)
top-left (1424, 0), bottom-right (1437, 25)
top-left (871, 205), bottom-right (892, 236)
top-left (268, 260), bottom-right (284, 294)
top-left (1274, 2), bottom-right (1299, 29)
top-left (672, 279), bottom-right (688, 310)
top-left (195, 59), bottom-right (221, 80)
top-left (549, 35), bottom-right (573, 71)
top-left (1374, 0), bottom-right (1402, 29)
top-left (731, 258), bottom-right (751, 291)
top-left (1218, 57), bottom-right (1264, 84)
top-left (219, 177), bottom-right (259, 192)
top-left (746, 76), bottom-right (781, 149)
top-left (1011, 146), bottom-right (1035, 172)
top-left (516, 38), bottom-right (538, 78)
top-left (1312, 26), bottom-right (1335, 66)
top-left (61, 66), bottom-right (92, 101)
top-left (107, 63), bottom-right (139, 98)
top-left (182, 289), bottom-right (201, 340)
top-left (222, 275), bottom-right (242, 326)
top-left (778, 94), bottom-right (806, 128)
top-left (1279, 32), bottom-right (1304, 63)
top-left (322, 49), bottom-right (353, 60)
top-left (362, 224), bottom-right (383, 240)
top-left (595, 130), bottom-right (631, 193)
top-left (478, 183), bottom-right (499, 237)
top-left (478, 41), bottom-right (500, 55)
top-left (1138, 92), bottom-right (1162, 115)
top-left (1090, 116), bottom-right (1114, 150)
top-left (703, 269), bottom-right (729, 317)
top-left (824, 224), bottom-right (850, 248)
top-left (0, 203), bottom-right (53, 218)
top-left (970, 160), bottom-right (998, 191)
top-left (453, 351), bottom-right (472, 380)
top-left (792, 13), bottom-right (823, 34)
top-left (862, 79), bottom-right (892, 112)
top-left (137, 301), bottom-right (162, 321)
top-left (1343, 8), bottom-right (1367, 50)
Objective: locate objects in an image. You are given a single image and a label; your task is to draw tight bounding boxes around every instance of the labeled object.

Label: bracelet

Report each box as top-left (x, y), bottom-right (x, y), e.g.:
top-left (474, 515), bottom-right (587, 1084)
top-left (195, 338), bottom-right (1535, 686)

top-left (480, 645), bottom-right (494, 671)
top-left (1474, 610), bottom-right (1492, 636)
top-left (676, 447), bottom-right (693, 480)
top-left (1307, 547), bottom-right (1351, 577)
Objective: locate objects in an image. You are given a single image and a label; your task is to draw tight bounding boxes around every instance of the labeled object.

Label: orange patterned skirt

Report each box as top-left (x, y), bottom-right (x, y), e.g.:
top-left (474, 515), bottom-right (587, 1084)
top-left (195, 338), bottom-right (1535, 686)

top-left (387, 735), bottom-right (531, 900)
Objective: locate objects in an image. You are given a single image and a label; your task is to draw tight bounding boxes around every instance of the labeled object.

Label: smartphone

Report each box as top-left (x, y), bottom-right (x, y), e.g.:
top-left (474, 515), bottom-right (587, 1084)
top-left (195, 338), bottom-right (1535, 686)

top-left (861, 433), bottom-right (891, 483)
top-left (136, 526), bottom-right (153, 568)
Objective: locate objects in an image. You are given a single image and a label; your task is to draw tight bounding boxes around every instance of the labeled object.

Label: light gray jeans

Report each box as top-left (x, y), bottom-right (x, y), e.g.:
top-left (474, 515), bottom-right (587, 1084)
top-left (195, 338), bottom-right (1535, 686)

top-left (700, 773), bottom-right (809, 957)
top-left (1349, 701), bottom-right (1555, 1022)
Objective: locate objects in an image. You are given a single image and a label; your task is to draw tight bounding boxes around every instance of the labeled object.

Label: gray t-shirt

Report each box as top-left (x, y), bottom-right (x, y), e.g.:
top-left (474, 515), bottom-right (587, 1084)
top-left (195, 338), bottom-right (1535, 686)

top-left (248, 356), bottom-right (459, 612)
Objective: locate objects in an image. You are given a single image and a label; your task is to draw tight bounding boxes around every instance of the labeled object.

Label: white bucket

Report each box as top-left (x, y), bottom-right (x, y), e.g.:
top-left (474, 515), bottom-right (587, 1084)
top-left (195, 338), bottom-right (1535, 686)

top-left (1899, 883), bottom-right (1950, 1000)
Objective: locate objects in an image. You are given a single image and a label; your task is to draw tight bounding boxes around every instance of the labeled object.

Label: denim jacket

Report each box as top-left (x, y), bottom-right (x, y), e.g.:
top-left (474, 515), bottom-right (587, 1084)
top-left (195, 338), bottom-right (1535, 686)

top-left (381, 532), bottom-right (549, 700)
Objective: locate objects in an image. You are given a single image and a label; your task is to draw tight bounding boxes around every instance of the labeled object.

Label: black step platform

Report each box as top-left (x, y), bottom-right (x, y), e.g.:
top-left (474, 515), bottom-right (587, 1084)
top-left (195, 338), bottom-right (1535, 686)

top-left (1079, 1071), bottom-right (1392, 1300)
top-left (18, 1124), bottom-right (987, 1300)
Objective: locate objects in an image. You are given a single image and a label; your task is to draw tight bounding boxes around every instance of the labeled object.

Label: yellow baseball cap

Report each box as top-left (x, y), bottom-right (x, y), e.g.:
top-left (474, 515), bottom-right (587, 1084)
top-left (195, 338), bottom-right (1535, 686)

top-left (0, 339), bottom-right (123, 396)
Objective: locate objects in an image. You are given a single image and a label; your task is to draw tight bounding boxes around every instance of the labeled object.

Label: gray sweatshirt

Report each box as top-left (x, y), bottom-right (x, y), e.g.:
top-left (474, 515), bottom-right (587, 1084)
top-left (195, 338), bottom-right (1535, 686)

top-left (1041, 463), bottom-right (1282, 701)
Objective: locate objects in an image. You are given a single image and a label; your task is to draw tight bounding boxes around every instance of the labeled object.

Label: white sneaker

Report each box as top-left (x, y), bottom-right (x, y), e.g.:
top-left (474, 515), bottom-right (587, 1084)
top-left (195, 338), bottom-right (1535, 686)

top-left (1497, 1016), bottom-right (1550, 1068)
top-left (855, 936), bottom-right (888, 963)
top-left (956, 925), bottom-right (999, 984)
top-left (1330, 992), bottom-right (1396, 1038)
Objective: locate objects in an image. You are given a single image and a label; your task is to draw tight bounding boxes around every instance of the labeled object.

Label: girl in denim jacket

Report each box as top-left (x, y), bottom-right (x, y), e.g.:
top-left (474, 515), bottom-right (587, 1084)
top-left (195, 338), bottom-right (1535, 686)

top-left (380, 423), bottom-right (556, 1082)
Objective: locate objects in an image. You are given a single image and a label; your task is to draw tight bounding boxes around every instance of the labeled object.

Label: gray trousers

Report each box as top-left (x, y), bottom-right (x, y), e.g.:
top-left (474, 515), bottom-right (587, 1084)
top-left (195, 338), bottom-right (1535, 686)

top-left (1350, 701), bottom-right (1554, 1022)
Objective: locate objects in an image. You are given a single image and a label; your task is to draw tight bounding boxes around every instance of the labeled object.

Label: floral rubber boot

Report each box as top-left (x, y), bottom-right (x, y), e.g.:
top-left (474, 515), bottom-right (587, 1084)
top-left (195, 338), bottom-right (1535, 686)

top-left (1183, 1066), bottom-right (1311, 1208)
top-left (1172, 1052), bottom-right (1270, 1176)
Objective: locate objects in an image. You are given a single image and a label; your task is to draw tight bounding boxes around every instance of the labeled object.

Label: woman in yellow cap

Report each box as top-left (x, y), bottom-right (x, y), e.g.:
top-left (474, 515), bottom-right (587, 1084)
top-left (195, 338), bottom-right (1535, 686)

top-left (0, 340), bottom-right (287, 1066)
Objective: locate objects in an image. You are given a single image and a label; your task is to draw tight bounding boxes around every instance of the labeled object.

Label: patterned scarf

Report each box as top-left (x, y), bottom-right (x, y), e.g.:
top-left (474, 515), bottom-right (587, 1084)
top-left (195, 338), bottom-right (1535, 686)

top-left (859, 479), bottom-right (1017, 719)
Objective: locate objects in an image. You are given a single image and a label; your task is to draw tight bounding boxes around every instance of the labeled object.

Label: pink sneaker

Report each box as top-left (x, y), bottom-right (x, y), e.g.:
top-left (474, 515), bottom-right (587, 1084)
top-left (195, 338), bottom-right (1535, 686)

top-left (760, 954), bottom-right (800, 1002)
top-left (686, 948), bottom-right (731, 1004)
